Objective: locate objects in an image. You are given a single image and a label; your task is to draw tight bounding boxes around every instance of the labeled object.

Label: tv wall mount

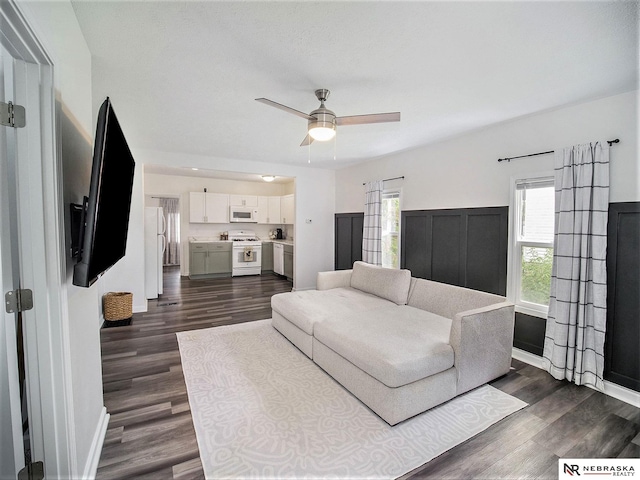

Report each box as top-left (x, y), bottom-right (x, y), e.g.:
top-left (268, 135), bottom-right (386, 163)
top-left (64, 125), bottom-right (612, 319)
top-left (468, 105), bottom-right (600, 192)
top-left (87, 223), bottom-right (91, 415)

top-left (69, 196), bottom-right (89, 259)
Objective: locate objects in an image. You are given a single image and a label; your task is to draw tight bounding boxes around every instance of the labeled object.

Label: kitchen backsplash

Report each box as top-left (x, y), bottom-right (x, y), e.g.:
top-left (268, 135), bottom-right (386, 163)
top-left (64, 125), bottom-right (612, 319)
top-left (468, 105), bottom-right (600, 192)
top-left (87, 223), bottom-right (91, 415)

top-left (188, 223), bottom-right (293, 241)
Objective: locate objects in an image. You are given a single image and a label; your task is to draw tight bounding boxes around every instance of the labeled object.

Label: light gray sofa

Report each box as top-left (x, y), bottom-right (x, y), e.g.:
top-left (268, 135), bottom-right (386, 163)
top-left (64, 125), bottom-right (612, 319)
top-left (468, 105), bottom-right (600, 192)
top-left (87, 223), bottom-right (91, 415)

top-left (271, 261), bottom-right (515, 425)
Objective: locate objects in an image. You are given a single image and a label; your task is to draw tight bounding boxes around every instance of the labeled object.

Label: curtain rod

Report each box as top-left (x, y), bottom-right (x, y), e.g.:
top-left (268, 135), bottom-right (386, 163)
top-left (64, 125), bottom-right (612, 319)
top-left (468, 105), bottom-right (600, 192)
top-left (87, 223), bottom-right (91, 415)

top-left (497, 139), bottom-right (620, 163)
top-left (362, 176), bottom-right (405, 185)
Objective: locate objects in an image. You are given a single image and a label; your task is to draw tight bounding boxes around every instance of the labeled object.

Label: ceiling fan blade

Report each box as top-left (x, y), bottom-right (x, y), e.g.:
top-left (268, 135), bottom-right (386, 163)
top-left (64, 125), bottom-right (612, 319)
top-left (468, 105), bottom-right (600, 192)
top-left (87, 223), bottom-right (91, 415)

top-left (255, 98), bottom-right (315, 121)
top-left (300, 134), bottom-right (314, 147)
top-left (336, 112), bottom-right (401, 126)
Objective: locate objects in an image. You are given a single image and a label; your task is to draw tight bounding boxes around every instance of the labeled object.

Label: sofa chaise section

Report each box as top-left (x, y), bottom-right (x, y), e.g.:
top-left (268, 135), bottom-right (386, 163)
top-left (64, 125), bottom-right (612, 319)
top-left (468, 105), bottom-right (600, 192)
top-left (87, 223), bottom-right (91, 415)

top-left (313, 305), bottom-right (458, 425)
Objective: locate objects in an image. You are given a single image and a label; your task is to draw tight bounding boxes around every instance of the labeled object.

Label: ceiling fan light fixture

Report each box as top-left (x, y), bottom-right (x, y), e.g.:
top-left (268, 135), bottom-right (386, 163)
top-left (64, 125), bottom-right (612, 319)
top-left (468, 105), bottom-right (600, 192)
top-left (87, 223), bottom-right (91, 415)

top-left (256, 88), bottom-right (400, 148)
top-left (262, 175), bottom-right (276, 182)
top-left (308, 120), bottom-right (336, 141)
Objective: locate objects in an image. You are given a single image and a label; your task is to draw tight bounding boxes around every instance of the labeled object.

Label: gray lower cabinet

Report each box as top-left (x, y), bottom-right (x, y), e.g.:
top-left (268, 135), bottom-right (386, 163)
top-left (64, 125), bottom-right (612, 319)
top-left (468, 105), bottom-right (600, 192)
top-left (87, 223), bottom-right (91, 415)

top-left (261, 242), bottom-right (274, 272)
top-left (190, 242), bottom-right (232, 278)
top-left (283, 244), bottom-right (293, 280)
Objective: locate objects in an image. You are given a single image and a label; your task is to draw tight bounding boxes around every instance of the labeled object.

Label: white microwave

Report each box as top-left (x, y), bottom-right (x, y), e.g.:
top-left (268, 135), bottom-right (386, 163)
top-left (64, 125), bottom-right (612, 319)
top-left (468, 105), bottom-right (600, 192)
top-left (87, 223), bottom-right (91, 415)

top-left (230, 206), bottom-right (258, 223)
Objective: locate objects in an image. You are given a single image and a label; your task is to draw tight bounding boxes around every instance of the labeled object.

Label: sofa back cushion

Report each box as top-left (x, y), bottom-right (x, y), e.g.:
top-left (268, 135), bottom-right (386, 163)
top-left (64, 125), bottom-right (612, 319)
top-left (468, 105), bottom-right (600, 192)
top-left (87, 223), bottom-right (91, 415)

top-left (407, 278), bottom-right (506, 319)
top-left (350, 261), bottom-right (411, 305)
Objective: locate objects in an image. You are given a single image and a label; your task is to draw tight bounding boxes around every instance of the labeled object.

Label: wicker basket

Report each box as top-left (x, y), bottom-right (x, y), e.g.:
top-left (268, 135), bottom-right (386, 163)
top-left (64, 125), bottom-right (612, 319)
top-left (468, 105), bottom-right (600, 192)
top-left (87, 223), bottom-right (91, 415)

top-left (103, 292), bottom-right (133, 321)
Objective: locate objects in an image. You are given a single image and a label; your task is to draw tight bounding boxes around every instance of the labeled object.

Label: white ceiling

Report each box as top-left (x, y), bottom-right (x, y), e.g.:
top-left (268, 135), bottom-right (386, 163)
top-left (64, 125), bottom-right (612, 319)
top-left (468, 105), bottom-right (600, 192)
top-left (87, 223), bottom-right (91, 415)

top-left (144, 164), bottom-right (294, 184)
top-left (71, 1), bottom-right (638, 169)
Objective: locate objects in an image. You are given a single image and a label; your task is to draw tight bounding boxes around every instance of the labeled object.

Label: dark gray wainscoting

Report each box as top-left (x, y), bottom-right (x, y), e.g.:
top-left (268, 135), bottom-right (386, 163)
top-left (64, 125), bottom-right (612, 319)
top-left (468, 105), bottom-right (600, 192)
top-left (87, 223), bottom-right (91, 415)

top-left (401, 207), bottom-right (508, 295)
top-left (513, 312), bottom-right (546, 356)
top-left (605, 202), bottom-right (640, 392)
top-left (334, 213), bottom-right (364, 270)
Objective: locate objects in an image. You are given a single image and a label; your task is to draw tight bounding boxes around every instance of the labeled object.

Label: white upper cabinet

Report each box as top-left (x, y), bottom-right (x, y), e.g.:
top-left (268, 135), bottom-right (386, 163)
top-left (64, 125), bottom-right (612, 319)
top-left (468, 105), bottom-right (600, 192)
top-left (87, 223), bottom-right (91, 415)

top-left (189, 192), bottom-right (228, 223)
top-left (229, 194), bottom-right (258, 207)
top-left (256, 196), bottom-right (268, 224)
top-left (257, 196), bottom-right (282, 224)
top-left (281, 194), bottom-right (294, 224)
top-left (189, 192), bottom-right (206, 223)
top-left (205, 193), bottom-right (229, 223)
top-left (190, 192), bottom-right (289, 224)
top-left (268, 196), bottom-right (281, 224)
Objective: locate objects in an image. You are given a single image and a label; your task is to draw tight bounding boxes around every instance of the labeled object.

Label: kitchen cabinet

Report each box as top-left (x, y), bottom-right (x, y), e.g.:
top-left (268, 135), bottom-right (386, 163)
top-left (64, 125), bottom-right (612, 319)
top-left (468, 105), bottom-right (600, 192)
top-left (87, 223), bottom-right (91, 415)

top-left (229, 194), bottom-right (258, 207)
top-left (283, 244), bottom-right (293, 280)
top-left (281, 194), bottom-right (295, 224)
top-left (261, 242), bottom-right (274, 272)
top-left (257, 196), bottom-right (282, 224)
top-left (273, 243), bottom-right (284, 276)
top-left (189, 192), bottom-right (229, 223)
top-left (189, 192), bottom-right (206, 223)
top-left (189, 242), bottom-right (232, 277)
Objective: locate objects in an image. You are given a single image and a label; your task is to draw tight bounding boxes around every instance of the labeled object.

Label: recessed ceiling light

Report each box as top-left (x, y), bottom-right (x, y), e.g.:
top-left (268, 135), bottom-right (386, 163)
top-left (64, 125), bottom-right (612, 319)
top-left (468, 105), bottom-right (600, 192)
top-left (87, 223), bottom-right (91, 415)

top-left (262, 175), bottom-right (276, 182)
top-left (191, 168), bottom-right (199, 171)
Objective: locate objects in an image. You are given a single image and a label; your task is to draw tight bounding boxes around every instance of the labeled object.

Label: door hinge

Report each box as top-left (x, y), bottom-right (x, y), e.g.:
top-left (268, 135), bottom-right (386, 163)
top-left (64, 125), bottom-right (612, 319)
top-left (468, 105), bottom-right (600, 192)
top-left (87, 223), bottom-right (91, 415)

top-left (5, 288), bottom-right (33, 313)
top-left (0, 101), bottom-right (26, 128)
top-left (18, 461), bottom-right (44, 480)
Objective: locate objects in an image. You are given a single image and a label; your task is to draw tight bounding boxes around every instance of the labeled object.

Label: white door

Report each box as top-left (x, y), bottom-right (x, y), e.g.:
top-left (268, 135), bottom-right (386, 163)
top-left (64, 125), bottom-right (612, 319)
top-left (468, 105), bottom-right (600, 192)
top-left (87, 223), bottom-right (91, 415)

top-left (0, 45), bottom-right (27, 480)
top-left (0, 3), bottom-right (74, 477)
top-left (0, 17), bottom-right (76, 480)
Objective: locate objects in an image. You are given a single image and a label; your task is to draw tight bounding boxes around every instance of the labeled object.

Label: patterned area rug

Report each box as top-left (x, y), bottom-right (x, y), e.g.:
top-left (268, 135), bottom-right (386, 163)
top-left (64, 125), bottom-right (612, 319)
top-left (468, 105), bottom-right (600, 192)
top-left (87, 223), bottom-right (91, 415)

top-left (177, 319), bottom-right (526, 479)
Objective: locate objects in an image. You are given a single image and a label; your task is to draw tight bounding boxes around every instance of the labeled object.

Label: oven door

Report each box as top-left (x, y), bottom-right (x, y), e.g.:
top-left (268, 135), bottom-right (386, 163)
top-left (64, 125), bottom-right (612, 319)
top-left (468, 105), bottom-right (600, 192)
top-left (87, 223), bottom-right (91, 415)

top-left (232, 245), bottom-right (262, 268)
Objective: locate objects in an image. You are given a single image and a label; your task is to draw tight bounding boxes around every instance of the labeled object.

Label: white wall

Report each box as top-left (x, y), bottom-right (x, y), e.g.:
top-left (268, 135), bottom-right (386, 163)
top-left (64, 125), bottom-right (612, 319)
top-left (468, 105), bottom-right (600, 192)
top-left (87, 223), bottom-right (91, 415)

top-left (134, 149), bottom-right (335, 290)
top-left (102, 163), bottom-right (146, 312)
top-left (18, 0), bottom-right (105, 477)
top-left (336, 91), bottom-right (639, 212)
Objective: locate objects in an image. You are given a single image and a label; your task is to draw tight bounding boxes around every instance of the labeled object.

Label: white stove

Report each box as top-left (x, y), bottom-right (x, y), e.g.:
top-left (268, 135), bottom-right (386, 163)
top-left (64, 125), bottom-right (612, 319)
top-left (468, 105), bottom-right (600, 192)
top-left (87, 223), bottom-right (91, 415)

top-left (228, 230), bottom-right (262, 276)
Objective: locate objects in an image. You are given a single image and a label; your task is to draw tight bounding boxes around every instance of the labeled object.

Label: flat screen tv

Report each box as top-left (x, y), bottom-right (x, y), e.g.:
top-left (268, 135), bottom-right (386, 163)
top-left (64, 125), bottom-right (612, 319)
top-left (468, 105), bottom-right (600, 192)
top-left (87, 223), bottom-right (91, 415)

top-left (72, 97), bottom-right (135, 287)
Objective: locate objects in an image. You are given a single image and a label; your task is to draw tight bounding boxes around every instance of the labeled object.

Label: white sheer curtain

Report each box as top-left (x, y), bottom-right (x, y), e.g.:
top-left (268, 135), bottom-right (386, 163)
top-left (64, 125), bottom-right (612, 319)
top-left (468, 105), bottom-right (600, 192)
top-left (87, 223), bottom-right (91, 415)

top-left (542, 142), bottom-right (609, 391)
top-left (362, 180), bottom-right (383, 265)
top-left (159, 197), bottom-right (180, 266)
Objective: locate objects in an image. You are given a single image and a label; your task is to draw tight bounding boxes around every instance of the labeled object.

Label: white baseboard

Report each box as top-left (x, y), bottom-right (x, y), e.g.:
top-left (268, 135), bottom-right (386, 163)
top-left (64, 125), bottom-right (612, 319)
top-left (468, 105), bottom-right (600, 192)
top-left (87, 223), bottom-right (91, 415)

top-left (512, 348), bottom-right (640, 408)
top-left (133, 300), bottom-right (147, 313)
top-left (82, 407), bottom-right (110, 479)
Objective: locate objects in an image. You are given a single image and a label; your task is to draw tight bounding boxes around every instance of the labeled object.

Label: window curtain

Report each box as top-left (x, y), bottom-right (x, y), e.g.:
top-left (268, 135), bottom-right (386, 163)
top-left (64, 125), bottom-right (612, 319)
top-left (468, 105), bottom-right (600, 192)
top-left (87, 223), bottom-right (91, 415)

top-left (159, 197), bottom-right (180, 266)
top-left (362, 180), bottom-right (383, 265)
top-left (542, 142), bottom-right (610, 391)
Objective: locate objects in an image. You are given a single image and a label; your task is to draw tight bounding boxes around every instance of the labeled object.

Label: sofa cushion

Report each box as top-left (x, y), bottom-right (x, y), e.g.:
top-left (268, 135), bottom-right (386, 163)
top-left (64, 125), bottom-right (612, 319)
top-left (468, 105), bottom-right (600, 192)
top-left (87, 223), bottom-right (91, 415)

top-left (271, 288), bottom-right (396, 336)
top-left (314, 306), bottom-right (454, 388)
top-left (350, 261), bottom-right (412, 305)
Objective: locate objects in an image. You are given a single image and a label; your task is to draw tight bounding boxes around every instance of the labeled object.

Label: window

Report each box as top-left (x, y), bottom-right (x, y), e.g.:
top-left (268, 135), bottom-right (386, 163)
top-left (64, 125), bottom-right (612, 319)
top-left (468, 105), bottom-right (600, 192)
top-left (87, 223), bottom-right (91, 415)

top-left (381, 191), bottom-right (400, 269)
top-left (509, 177), bottom-right (555, 317)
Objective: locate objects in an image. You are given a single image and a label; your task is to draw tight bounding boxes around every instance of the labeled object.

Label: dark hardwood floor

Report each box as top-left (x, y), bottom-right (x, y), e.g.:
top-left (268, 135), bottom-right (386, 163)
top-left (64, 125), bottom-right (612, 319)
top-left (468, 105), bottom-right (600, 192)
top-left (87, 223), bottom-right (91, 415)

top-left (97, 267), bottom-right (640, 479)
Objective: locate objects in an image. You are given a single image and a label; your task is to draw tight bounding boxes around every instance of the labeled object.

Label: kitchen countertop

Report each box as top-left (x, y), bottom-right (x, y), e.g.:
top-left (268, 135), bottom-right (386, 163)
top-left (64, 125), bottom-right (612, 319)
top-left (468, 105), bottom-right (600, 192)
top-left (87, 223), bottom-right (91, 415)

top-left (189, 237), bottom-right (293, 245)
top-left (269, 239), bottom-right (294, 245)
top-left (189, 239), bottom-right (231, 243)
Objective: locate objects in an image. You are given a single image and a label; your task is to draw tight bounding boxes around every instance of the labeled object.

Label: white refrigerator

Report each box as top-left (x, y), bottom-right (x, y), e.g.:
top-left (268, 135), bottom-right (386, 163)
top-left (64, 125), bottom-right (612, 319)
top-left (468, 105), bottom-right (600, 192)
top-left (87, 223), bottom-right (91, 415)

top-left (144, 207), bottom-right (166, 299)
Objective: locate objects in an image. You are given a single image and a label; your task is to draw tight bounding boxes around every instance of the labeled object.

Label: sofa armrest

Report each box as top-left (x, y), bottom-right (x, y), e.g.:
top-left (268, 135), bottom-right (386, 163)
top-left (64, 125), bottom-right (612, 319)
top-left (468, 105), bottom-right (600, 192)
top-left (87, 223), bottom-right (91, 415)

top-left (449, 302), bottom-right (515, 395)
top-left (317, 269), bottom-right (352, 291)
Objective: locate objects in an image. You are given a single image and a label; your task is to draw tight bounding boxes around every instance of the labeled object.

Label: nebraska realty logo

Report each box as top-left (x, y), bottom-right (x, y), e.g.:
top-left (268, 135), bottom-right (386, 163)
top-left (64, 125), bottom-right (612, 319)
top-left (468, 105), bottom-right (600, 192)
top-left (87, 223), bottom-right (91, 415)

top-left (560, 459), bottom-right (639, 478)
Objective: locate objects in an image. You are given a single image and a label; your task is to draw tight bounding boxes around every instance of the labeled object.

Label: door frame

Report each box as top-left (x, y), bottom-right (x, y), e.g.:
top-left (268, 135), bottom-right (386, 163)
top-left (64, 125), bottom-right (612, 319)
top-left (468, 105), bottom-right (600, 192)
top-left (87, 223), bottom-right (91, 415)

top-left (1, 1), bottom-right (76, 477)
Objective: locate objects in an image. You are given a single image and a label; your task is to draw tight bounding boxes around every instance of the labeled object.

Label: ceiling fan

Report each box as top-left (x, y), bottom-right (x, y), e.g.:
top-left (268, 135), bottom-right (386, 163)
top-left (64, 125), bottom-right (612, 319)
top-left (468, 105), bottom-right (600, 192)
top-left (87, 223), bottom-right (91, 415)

top-left (255, 89), bottom-right (400, 146)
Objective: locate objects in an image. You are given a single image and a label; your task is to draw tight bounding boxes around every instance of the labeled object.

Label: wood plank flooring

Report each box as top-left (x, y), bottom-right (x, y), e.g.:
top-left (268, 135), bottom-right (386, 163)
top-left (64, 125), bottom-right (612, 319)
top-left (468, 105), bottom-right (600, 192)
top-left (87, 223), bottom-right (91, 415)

top-left (97, 267), bottom-right (640, 479)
